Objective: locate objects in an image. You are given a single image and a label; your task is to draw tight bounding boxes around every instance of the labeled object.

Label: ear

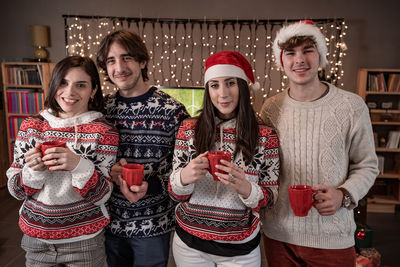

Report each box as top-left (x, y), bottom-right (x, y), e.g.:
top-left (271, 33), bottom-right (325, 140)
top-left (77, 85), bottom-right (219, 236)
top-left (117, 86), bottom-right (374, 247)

top-left (91, 86), bottom-right (98, 99)
top-left (139, 61), bottom-right (147, 70)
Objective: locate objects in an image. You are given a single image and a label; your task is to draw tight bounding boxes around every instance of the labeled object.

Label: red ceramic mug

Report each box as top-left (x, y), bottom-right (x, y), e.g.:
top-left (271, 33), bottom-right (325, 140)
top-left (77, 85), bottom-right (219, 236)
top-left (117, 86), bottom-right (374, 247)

top-left (207, 151), bottom-right (231, 181)
top-left (40, 141), bottom-right (66, 168)
top-left (122, 163), bottom-right (144, 187)
top-left (288, 185), bottom-right (317, 217)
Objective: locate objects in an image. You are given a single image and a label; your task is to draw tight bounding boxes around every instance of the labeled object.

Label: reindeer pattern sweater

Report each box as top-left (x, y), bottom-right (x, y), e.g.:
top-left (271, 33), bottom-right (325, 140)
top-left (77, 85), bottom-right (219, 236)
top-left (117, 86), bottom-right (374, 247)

top-left (169, 118), bottom-right (280, 243)
top-left (7, 110), bottom-right (119, 242)
top-left (104, 86), bottom-right (189, 238)
top-left (260, 83), bottom-right (378, 249)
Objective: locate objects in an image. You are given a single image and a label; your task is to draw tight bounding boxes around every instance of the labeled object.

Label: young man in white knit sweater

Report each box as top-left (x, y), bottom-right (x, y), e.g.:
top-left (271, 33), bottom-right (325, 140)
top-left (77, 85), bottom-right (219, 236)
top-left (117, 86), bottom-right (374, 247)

top-left (260, 20), bottom-right (379, 267)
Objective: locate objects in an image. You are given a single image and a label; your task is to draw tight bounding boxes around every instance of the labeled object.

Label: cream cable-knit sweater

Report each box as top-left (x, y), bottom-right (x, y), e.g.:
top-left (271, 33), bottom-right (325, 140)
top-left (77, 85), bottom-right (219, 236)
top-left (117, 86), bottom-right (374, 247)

top-left (260, 83), bottom-right (378, 249)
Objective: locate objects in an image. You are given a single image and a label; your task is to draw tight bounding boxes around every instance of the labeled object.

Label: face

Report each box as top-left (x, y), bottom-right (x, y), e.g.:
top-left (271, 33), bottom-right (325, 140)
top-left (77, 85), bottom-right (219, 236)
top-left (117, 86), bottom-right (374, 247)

top-left (106, 42), bottom-right (146, 95)
top-left (208, 77), bottom-right (239, 120)
top-left (56, 67), bottom-right (96, 119)
top-left (282, 42), bottom-right (320, 88)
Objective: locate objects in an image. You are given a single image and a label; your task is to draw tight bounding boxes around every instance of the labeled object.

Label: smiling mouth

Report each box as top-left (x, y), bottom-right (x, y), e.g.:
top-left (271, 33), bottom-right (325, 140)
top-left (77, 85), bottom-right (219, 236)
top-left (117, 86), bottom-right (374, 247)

top-left (293, 68), bottom-right (309, 72)
top-left (62, 97), bottom-right (78, 103)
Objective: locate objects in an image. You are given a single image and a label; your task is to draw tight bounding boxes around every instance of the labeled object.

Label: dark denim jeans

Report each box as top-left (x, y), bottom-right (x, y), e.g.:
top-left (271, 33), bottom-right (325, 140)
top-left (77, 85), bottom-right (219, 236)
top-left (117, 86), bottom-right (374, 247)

top-left (105, 231), bottom-right (171, 267)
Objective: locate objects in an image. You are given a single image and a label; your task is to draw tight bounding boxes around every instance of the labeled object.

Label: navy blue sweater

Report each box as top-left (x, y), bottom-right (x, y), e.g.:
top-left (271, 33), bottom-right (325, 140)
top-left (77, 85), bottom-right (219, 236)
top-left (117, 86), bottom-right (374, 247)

top-left (104, 86), bottom-right (189, 238)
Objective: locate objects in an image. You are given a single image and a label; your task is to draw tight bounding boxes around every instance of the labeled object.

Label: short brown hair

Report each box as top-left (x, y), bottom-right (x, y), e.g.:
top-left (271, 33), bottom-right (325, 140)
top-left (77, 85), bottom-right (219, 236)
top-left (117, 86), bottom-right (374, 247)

top-left (96, 30), bottom-right (150, 83)
top-left (45, 56), bottom-right (104, 116)
top-left (279, 36), bottom-right (316, 51)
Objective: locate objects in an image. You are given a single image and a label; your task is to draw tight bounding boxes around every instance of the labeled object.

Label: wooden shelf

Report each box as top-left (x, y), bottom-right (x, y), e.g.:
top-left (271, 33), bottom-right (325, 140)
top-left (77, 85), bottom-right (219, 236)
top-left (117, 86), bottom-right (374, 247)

top-left (370, 109), bottom-right (400, 114)
top-left (368, 195), bottom-right (400, 205)
top-left (376, 148), bottom-right (400, 153)
top-left (372, 121), bottom-right (400, 126)
top-left (5, 84), bottom-right (43, 89)
top-left (366, 91), bottom-right (400, 95)
top-left (6, 113), bottom-right (38, 117)
top-left (1, 62), bottom-right (55, 170)
top-left (357, 68), bottom-right (400, 213)
top-left (377, 173), bottom-right (400, 179)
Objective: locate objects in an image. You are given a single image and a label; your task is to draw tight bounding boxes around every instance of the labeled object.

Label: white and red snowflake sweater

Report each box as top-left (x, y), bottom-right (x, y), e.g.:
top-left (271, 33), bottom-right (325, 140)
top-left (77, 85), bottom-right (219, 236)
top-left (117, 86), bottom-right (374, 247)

top-left (169, 117), bottom-right (279, 243)
top-left (7, 109), bottom-right (119, 242)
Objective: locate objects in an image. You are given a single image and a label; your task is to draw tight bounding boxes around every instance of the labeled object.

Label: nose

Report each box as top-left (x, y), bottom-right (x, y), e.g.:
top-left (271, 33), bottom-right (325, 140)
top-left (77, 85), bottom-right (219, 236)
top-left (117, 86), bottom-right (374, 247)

top-left (295, 53), bottom-right (305, 64)
top-left (63, 84), bottom-right (74, 95)
top-left (115, 59), bottom-right (126, 72)
top-left (219, 84), bottom-right (229, 98)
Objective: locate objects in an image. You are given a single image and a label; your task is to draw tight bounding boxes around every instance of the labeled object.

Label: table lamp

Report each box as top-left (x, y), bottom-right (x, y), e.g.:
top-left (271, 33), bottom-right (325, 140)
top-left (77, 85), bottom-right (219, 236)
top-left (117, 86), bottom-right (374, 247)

top-left (29, 25), bottom-right (49, 62)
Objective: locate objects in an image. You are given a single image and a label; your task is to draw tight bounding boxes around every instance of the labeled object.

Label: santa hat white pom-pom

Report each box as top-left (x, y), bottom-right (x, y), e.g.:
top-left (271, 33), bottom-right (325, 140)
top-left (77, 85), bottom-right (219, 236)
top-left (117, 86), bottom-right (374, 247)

top-left (251, 82), bottom-right (260, 91)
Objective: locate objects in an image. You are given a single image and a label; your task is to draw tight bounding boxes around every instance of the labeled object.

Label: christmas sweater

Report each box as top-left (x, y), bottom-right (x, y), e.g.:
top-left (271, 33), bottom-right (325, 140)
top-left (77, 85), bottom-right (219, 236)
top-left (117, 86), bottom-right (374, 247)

top-left (169, 117), bottom-right (280, 242)
top-left (7, 110), bottom-right (119, 241)
top-left (260, 83), bottom-right (378, 249)
top-left (104, 86), bottom-right (189, 238)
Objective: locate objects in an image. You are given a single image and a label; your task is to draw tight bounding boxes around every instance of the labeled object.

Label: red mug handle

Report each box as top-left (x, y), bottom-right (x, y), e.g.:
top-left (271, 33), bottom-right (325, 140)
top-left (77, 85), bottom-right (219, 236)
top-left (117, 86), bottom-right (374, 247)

top-left (311, 189), bottom-right (318, 203)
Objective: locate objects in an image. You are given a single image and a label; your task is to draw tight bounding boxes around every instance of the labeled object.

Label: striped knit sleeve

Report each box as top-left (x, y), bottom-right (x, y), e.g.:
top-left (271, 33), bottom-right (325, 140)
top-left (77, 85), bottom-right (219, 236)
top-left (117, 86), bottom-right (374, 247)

top-left (7, 118), bottom-right (49, 199)
top-left (169, 119), bottom-right (195, 201)
top-left (71, 126), bottom-right (119, 206)
top-left (257, 126), bottom-right (280, 209)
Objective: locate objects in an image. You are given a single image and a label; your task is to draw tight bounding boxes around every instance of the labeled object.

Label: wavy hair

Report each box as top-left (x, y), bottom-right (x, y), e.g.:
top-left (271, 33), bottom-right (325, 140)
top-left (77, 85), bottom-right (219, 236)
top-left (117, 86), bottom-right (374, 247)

top-left (194, 78), bottom-right (259, 164)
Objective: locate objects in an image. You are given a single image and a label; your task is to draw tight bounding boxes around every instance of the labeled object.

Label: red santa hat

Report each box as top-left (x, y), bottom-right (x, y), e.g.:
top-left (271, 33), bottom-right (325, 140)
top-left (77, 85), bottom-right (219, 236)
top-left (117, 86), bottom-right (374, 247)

top-left (204, 51), bottom-right (260, 90)
top-left (273, 20), bottom-right (328, 69)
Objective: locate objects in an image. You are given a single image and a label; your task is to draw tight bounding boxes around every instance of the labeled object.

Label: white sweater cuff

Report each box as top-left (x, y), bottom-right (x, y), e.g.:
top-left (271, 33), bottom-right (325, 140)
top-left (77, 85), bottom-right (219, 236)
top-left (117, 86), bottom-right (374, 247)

top-left (239, 182), bottom-right (263, 209)
top-left (71, 158), bottom-right (95, 189)
top-left (22, 165), bottom-right (49, 189)
top-left (171, 169), bottom-right (195, 195)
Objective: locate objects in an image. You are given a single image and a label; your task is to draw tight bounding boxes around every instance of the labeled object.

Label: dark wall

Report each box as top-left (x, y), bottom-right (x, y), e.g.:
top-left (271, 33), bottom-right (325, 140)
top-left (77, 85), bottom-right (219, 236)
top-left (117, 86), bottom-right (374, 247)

top-left (1, 0), bottom-right (399, 99)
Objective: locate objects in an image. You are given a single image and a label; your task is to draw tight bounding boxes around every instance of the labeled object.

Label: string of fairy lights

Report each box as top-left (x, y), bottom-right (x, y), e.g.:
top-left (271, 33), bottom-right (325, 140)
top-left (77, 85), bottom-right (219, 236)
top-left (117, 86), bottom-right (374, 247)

top-left (63, 15), bottom-right (347, 106)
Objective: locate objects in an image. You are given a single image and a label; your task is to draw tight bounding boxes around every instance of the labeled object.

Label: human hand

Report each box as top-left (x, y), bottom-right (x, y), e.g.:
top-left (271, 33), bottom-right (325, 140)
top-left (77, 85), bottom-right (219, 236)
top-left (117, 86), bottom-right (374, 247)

top-left (41, 145), bottom-right (80, 171)
top-left (180, 152), bottom-right (209, 186)
top-left (215, 160), bottom-right (252, 199)
top-left (118, 178), bottom-right (148, 203)
top-left (313, 184), bottom-right (343, 216)
top-left (24, 143), bottom-right (46, 171)
top-left (111, 158), bottom-right (128, 185)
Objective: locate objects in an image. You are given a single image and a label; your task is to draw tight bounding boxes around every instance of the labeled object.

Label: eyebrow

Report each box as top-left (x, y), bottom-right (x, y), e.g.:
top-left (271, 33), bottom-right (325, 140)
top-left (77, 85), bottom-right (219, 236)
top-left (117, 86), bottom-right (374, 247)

top-left (106, 53), bottom-right (131, 61)
top-left (209, 77), bottom-right (236, 83)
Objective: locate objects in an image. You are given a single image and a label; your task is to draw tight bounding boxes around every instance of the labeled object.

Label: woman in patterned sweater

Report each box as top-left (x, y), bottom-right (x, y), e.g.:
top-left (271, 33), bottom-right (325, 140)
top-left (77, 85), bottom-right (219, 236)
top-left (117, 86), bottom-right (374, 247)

top-left (7, 56), bottom-right (119, 267)
top-left (169, 51), bottom-right (280, 267)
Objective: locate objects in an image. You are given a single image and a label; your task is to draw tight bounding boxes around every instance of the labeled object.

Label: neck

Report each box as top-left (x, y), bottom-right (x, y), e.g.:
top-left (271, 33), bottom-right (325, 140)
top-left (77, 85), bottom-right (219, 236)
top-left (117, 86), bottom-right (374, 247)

top-left (119, 82), bottom-right (151, 98)
top-left (288, 80), bottom-right (328, 102)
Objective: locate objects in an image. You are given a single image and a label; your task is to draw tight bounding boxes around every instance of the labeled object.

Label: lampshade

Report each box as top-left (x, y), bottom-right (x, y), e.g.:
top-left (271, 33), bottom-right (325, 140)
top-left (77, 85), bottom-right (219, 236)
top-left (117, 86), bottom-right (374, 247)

top-left (29, 25), bottom-right (49, 47)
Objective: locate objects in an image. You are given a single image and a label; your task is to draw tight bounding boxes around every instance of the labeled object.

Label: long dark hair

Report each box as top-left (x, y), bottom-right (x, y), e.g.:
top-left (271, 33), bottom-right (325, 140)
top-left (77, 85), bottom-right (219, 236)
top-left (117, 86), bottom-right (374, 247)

top-left (194, 78), bottom-right (259, 164)
top-left (96, 30), bottom-right (150, 83)
top-left (44, 56), bottom-right (104, 116)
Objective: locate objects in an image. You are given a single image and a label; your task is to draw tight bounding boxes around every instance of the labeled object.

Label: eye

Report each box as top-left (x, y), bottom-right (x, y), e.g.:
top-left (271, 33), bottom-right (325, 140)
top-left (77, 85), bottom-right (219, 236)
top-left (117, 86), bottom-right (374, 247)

top-left (60, 79), bottom-right (68, 86)
top-left (122, 55), bottom-right (134, 62)
top-left (76, 83), bottom-right (88, 89)
top-left (284, 51), bottom-right (295, 56)
top-left (227, 80), bottom-right (236, 87)
top-left (209, 83), bottom-right (219, 89)
top-left (106, 58), bottom-right (115, 65)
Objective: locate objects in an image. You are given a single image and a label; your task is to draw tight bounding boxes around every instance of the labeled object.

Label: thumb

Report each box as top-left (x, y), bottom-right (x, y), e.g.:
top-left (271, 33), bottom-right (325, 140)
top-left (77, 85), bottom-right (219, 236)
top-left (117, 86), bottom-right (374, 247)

top-left (313, 184), bottom-right (328, 192)
top-left (120, 158), bottom-right (128, 166)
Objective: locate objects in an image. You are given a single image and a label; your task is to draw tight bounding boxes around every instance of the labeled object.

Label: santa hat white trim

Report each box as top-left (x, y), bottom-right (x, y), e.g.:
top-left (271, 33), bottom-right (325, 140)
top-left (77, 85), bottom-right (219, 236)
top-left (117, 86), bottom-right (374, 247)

top-left (273, 21), bottom-right (328, 69)
top-left (204, 64), bottom-right (249, 84)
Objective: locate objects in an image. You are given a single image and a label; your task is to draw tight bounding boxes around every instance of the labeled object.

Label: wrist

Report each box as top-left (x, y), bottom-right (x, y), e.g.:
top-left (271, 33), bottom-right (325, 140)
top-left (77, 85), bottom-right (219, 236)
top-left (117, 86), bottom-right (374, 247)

top-left (337, 188), bottom-right (352, 208)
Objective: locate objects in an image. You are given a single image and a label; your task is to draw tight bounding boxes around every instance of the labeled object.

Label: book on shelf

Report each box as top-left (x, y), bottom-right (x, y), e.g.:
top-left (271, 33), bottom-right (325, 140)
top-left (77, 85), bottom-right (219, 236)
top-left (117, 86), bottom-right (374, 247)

top-left (377, 155), bottom-right (384, 174)
top-left (8, 116), bottom-right (26, 139)
top-left (368, 72), bottom-right (400, 92)
top-left (386, 131), bottom-right (400, 149)
top-left (6, 65), bottom-right (42, 85)
top-left (6, 88), bottom-right (44, 114)
top-left (387, 73), bottom-right (400, 92)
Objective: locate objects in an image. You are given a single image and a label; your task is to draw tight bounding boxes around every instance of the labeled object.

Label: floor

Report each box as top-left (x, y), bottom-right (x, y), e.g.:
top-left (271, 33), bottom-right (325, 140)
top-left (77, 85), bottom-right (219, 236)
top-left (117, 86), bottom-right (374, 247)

top-left (0, 188), bottom-right (398, 267)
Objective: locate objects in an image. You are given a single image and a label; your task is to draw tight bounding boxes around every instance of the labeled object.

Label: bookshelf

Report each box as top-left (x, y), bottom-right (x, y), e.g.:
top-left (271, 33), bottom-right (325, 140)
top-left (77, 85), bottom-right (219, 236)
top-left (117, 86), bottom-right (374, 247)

top-left (1, 62), bottom-right (55, 179)
top-left (357, 68), bottom-right (400, 213)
